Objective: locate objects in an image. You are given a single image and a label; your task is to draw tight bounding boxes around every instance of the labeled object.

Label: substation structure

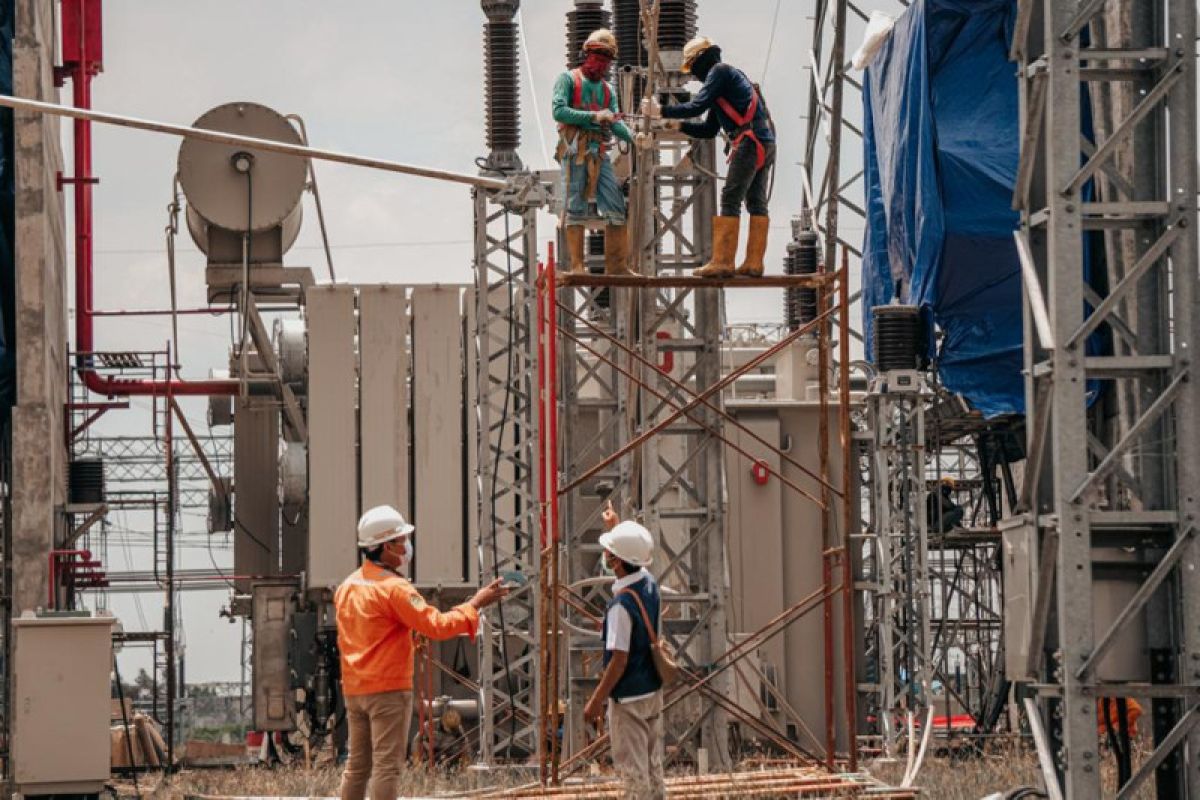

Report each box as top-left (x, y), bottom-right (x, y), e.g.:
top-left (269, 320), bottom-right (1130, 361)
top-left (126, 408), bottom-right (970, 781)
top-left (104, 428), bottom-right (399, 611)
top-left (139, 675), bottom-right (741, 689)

top-left (1008, 0), bottom-right (1200, 796)
top-left (8, 0), bottom-right (1199, 797)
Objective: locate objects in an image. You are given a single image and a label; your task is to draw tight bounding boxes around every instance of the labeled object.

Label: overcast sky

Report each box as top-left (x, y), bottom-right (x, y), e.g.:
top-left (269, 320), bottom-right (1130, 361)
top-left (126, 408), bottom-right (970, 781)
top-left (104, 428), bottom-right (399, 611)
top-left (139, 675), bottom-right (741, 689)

top-left (69, 1), bottom-right (871, 684)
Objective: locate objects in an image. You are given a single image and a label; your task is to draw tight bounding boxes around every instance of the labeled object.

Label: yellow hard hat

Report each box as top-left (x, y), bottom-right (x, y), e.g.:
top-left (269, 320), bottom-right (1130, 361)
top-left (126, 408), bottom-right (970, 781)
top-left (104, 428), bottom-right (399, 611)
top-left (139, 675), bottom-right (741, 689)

top-left (584, 29), bottom-right (618, 58)
top-left (682, 36), bottom-right (716, 74)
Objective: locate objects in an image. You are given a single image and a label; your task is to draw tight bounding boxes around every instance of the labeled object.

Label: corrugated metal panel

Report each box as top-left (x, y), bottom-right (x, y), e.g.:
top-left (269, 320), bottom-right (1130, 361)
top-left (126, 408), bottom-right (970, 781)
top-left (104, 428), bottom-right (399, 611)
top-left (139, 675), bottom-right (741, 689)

top-left (359, 285), bottom-right (410, 517)
top-left (234, 396), bottom-right (280, 592)
top-left (307, 285), bottom-right (358, 589)
top-left (412, 286), bottom-right (465, 583)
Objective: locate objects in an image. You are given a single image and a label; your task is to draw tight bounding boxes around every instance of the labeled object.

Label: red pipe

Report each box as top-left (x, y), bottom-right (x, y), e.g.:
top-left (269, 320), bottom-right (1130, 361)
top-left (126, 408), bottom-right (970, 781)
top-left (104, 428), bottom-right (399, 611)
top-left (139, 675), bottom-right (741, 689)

top-left (547, 245), bottom-right (559, 546)
top-left (64, 0), bottom-right (236, 397)
top-left (48, 548), bottom-right (92, 608)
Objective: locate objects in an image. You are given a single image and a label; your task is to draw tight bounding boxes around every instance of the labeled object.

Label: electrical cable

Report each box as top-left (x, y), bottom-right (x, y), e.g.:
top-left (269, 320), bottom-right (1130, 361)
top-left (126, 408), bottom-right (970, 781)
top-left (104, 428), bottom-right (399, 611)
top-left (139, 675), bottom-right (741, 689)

top-left (761, 0), bottom-right (783, 87)
top-left (165, 175), bottom-right (182, 378)
top-left (285, 114), bottom-right (337, 283)
top-left (517, 9), bottom-right (552, 169)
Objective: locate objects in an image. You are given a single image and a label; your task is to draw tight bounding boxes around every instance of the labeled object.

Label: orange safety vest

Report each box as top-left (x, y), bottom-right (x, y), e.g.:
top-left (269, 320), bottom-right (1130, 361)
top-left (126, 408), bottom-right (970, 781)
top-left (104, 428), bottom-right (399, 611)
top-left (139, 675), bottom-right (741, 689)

top-left (334, 560), bottom-right (479, 697)
top-left (716, 79), bottom-right (768, 170)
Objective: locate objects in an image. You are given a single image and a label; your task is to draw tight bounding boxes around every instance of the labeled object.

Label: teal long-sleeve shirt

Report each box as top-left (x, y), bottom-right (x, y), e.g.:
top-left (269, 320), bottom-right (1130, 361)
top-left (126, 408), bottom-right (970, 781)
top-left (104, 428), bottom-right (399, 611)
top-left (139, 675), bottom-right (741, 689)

top-left (551, 70), bottom-right (633, 145)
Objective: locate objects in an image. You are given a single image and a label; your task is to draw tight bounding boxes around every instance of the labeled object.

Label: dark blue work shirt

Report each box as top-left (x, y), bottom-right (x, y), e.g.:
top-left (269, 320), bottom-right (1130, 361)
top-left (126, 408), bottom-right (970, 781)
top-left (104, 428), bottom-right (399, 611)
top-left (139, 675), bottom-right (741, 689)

top-left (662, 63), bottom-right (775, 145)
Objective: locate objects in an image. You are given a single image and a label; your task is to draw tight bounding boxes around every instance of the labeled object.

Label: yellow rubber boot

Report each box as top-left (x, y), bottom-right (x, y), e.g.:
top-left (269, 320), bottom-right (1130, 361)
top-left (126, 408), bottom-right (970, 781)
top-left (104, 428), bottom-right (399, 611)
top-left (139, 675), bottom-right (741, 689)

top-left (695, 216), bottom-right (740, 278)
top-left (564, 226), bottom-right (586, 273)
top-left (605, 224), bottom-right (635, 275)
top-left (736, 215), bottom-right (770, 277)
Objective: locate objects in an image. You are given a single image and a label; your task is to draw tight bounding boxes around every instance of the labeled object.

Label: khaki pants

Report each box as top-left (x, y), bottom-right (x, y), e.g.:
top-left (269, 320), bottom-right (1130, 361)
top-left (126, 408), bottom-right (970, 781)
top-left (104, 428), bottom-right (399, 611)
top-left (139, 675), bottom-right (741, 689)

top-left (608, 692), bottom-right (665, 800)
top-left (339, 689), bottom-right (414, 800)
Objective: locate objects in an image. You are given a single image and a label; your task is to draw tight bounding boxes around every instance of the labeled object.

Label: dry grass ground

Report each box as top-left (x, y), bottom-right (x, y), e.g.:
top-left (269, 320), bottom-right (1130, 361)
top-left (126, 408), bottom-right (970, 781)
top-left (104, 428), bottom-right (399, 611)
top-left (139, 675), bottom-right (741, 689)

top-left (131, 742), bottom-right (1161, 799)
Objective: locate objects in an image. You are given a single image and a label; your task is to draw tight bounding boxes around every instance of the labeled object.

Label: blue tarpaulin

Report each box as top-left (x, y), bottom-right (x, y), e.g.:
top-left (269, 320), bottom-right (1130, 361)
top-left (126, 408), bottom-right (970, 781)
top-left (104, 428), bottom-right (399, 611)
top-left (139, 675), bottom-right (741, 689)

top-left (861, 0), bottom-right (1023, 417)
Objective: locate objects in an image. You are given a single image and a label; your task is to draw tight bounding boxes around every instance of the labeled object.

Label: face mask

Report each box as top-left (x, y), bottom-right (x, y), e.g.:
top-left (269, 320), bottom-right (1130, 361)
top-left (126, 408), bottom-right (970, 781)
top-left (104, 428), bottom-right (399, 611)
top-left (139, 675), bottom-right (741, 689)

top-left (398, 538), bottom-right (413, 572)
top-left (582, 53), bottom-right (612, 81)
top-left (601, 552), bottom-right (615, 576)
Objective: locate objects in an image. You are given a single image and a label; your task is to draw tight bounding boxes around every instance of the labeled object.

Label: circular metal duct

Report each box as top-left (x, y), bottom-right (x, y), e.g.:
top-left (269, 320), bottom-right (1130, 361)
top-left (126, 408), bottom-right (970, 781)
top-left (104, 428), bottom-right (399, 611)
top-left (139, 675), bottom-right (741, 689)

top-left (279, 442), bottom-right (307, 512)
top-left (273, 317), bottom-right (307, 388)
top-left (178, 102), bottom-right (307, 255)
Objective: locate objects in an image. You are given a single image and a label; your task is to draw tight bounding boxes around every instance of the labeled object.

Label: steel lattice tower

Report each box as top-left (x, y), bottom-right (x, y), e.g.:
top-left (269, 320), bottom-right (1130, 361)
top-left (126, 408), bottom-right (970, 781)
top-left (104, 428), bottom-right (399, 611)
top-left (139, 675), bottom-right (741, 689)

top-left (1011, 0), bottom-right (1200, 796)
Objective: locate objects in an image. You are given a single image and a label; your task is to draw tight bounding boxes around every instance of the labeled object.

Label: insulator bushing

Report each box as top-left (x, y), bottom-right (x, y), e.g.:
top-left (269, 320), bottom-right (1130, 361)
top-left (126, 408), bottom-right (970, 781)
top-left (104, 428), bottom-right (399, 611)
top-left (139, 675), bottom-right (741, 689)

top-left (613, 0), bottom-right (646, 68)
top-left (482, 1), bottom-right (521, 171)
top-left (566, 1), bottom-right (611, 68)
top-left (873, 305), bottom-right (924, 372)
top-left (657, 0), bottom-right (697, 51)
top-left (784, 218), bottom-right (820, 330)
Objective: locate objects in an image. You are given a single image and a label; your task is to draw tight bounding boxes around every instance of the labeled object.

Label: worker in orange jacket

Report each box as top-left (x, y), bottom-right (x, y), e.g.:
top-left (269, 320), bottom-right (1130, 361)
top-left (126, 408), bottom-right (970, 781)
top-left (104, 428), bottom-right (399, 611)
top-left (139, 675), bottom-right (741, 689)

top-left (336, 505), bottom-right (508, 800)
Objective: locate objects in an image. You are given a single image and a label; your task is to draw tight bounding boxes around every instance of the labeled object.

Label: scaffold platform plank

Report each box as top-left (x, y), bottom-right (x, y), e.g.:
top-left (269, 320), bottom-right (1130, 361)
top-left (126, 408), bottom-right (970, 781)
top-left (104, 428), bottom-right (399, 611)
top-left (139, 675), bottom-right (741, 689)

top-left (554, 272), bottom-right (833, 289)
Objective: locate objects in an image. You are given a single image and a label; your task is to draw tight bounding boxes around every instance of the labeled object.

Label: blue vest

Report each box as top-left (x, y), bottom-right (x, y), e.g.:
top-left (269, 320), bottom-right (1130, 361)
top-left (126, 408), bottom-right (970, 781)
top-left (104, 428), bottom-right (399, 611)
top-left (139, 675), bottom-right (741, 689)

top-left (601, 573), bottom-right (663, 700)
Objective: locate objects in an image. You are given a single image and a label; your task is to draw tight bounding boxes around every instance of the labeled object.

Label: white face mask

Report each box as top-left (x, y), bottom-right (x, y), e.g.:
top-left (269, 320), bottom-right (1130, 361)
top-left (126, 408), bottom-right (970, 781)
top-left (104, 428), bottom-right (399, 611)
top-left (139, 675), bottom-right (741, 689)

top-left (601, 551), bottom-right (615, 576)
top-left (397, 538), bottom-right (414, 572)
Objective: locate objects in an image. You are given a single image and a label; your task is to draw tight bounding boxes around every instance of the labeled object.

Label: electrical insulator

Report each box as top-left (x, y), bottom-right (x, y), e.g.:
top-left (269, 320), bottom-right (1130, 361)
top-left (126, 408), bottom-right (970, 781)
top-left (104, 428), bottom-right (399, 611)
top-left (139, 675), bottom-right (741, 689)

top-left (784, 213), bottom-right (820, 330)
top-left (481, 0), bottom-right (522, 173)
top-left (566, 1), bottom-right (611, 69)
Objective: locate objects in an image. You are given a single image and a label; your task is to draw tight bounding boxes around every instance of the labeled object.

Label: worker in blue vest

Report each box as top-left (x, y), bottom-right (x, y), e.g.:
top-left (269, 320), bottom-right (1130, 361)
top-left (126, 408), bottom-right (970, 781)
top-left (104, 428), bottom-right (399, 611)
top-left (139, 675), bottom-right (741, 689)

top-left (584, 501), bottom-right (665, 799)
top-left (552, 29), bottom-right (646, 275)
top-left (644, 36), bottom-right (776, 278)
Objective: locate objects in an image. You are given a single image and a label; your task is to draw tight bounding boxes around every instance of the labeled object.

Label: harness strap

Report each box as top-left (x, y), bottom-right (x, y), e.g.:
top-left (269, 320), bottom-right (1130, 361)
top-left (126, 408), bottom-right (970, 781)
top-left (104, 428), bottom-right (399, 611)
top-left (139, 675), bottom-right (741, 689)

top-left (716, 82), bottom-right (767, 170)
top-left (570, 68), bottom-right (611, 111)
top-left (617, 588), bottom-right (659, 643)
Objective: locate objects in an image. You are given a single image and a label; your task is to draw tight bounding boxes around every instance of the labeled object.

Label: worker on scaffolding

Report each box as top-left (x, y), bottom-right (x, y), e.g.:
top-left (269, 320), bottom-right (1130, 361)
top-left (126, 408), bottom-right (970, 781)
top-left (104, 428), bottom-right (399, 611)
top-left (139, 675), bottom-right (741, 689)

top-left (552, 28), bottom-right (641, 275)
top-left (335, 505), bottom-right (508, 800)
top-left (584, 501), bottom-right (666, 800)
top-left (643, 36), bottom-right (776, 278)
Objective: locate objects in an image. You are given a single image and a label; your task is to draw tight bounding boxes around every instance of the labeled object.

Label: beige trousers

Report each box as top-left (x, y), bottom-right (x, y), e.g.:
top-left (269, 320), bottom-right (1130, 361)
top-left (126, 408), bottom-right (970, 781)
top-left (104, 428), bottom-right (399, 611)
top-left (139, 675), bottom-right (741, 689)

top-left (339, 689), bottom-right (414, 800)
top-left (608, 692), bottom-right (666, 800)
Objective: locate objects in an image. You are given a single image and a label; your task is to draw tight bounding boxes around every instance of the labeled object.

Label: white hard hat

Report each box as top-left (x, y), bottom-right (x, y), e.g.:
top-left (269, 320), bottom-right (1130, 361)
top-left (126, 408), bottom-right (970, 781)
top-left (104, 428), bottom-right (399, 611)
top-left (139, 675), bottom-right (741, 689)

top-left (357, 505), bottom-right (415, 549)
top-left (584, 28), bottom-right (618, 58)
top-left (599, 520), bottom-right (654, 567)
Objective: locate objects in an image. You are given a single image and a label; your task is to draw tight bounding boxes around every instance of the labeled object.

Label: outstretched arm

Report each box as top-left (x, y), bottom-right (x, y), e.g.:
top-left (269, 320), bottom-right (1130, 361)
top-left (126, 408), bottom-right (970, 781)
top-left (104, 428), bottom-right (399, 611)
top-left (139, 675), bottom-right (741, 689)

top-left (662, 64), bottom-right (728, 120)
top-left (681, 109), bottom-right (722, 139)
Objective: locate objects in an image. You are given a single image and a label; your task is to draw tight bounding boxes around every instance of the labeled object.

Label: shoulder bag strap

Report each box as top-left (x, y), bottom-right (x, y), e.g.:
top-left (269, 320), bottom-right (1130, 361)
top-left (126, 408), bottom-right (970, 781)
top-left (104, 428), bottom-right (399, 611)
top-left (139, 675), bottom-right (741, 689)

top-left (617, 588), bottom-right (658, 644)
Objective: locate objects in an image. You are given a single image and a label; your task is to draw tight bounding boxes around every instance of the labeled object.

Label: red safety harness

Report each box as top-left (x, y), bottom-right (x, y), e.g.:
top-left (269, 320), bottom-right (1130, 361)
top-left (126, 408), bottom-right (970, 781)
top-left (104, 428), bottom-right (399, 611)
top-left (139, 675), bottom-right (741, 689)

top-left (716, 78), bottom-right (768, 170)
top-left (571, 68), bottom-right (611, 112)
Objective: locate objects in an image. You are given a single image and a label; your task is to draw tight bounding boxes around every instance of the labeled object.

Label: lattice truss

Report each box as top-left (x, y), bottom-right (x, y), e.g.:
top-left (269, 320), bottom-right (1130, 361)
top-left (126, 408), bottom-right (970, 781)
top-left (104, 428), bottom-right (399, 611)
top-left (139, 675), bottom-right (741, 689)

top-left (473, 190), bottom-right (543, 762)
top-left (1010, 0), bottom-right (1200, 796)
top-left (863, 390), bottom-right (932, 748)
top-left (75, 435), bottom-right (232, 512)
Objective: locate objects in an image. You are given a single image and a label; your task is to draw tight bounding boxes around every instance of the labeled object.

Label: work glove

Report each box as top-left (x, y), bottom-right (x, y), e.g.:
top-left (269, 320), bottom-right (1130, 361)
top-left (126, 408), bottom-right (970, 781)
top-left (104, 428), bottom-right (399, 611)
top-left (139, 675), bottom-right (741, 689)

top-left (640, 97), bottom-right (662, 119)
top-left (661, 119), bottom-right (683, 133)
top-left (635, 132), bottom-right (655, 151)
top-left (594, 109), bottom-right (616, 125)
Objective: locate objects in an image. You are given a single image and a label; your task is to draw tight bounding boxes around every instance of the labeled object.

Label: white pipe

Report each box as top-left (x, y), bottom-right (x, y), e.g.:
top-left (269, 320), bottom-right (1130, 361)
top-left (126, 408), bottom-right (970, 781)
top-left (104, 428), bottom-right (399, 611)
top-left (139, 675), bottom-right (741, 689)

top-left (0, 93), bottom-right (508, 191)
top-left (901, 706), bottom-right (935, 788)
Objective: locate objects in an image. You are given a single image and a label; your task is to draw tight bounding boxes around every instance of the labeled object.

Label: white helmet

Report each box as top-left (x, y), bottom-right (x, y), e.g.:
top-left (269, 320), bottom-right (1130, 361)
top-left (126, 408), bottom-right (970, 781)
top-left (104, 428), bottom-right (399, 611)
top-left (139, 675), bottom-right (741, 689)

top-left (357, 505), bottom-right (415, 549)
top-left (599, 520), bottom-right (654, 567)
